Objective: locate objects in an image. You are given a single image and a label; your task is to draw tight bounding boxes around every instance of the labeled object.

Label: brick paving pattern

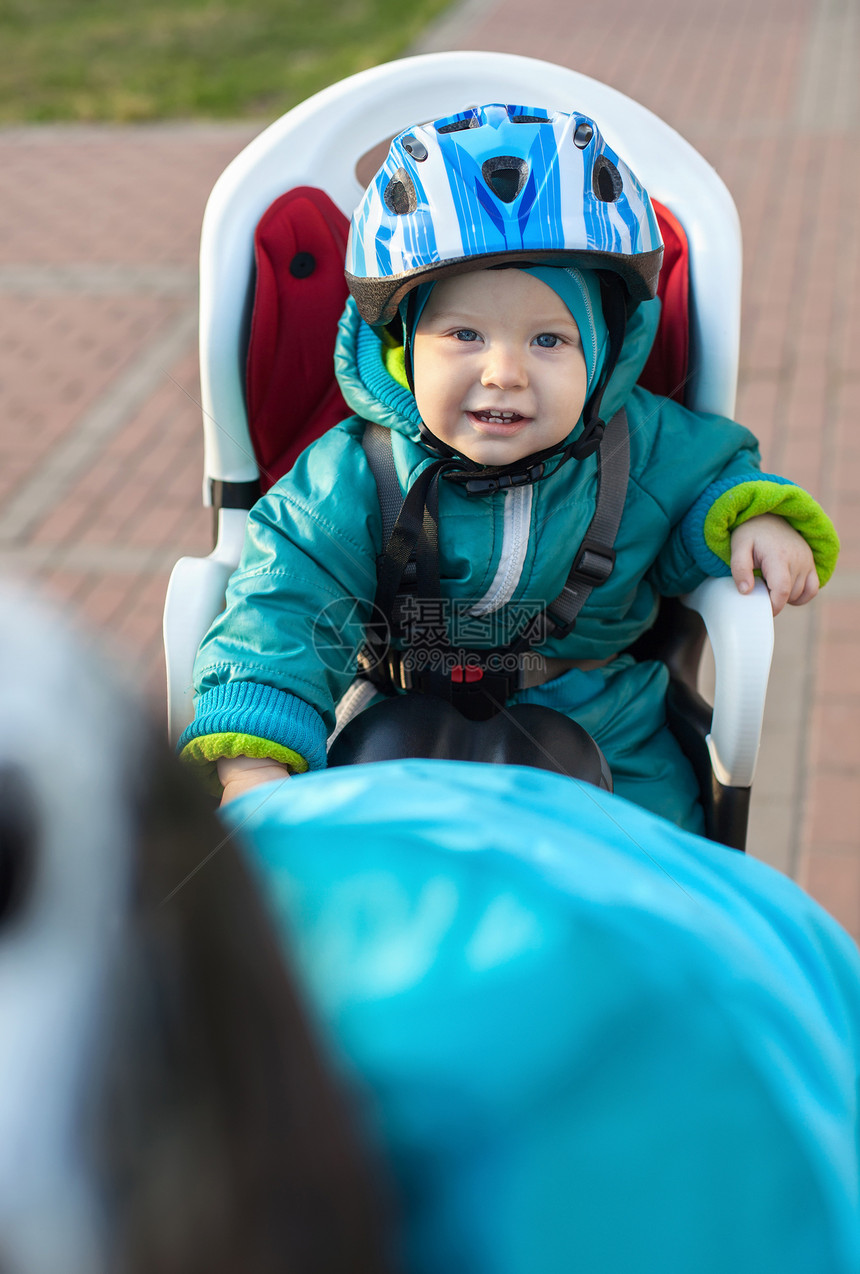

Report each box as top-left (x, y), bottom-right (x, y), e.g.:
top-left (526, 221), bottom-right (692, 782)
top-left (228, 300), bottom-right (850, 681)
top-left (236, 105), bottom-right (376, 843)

top-left (0, 125), bottom-right (258, 700)
top-left (0, 0), bottom-right (857, 930)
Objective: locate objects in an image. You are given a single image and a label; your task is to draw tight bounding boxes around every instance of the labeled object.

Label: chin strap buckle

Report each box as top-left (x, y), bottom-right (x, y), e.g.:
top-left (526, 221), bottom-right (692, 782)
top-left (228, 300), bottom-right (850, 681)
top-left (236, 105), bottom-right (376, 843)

top-left (463, 461), bottom-right (546, 496)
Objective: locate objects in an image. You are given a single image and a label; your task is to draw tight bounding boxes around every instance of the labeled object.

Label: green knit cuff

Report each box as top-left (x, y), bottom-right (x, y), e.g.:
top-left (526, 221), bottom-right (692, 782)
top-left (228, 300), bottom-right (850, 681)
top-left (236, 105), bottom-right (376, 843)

top-left (703, 482), bottom-right (840, 586)
top-left (179, 732), bottom-right (309, 795)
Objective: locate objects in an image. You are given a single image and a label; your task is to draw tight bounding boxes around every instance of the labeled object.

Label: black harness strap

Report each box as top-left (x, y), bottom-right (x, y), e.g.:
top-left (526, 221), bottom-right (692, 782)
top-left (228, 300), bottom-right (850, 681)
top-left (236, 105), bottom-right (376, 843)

top-left (361, 423), bottom-right (456, 688)
top-left (363, 428), bottom-right (455, 620)
top-left (362, 420), bottom-right (404, 540)
top-left (543, 407), bottom-right (630, 638)
top-left (359, 411), bottom-right (630, 706)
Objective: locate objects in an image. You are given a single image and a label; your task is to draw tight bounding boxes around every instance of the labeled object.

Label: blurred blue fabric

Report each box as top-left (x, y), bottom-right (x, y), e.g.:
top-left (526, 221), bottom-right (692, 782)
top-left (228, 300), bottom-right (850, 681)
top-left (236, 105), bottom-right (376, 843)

top-left (222, 760), bottom-right (860, 1274)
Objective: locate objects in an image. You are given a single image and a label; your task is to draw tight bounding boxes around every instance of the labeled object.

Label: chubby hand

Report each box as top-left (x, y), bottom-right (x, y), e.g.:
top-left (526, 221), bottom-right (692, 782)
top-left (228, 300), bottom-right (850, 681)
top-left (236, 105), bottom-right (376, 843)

top-left (217, 753), bottom-right (292, 806)
top-left (730, 512), bottom-right (819, 615)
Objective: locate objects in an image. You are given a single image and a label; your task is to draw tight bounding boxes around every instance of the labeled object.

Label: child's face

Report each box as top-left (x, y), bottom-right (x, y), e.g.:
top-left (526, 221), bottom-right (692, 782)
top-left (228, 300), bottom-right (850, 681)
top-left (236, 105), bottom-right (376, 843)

top-left (412, 269), bottom-right (588, 466)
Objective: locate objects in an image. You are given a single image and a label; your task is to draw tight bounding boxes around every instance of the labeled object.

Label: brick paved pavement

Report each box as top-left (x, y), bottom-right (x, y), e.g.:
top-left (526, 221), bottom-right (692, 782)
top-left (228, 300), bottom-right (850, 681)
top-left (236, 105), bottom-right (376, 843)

top-left (0, 124), bottom-right (258, 699)
top-left (1, 0), bottom-right (857, 930)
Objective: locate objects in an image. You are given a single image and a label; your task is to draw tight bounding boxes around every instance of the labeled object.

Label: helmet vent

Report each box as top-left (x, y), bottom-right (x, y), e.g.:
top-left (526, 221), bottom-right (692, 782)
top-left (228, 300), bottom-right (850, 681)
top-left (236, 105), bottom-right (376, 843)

top-left (509, 113), bottom-right (551, 124)
top-left (437, 115), bottom-right (479, 134)
top-left (384, 168), bottom-right (418, 216)
top-left (593, 156), bottom-right (623, 202)
top-left (482, 156), bottom-right (528, 204)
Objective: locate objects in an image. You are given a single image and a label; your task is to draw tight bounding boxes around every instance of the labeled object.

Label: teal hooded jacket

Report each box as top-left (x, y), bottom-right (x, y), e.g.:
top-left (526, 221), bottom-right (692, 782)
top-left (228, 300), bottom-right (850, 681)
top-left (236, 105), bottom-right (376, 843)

top-left (179, 290), bottom-right (835, 823)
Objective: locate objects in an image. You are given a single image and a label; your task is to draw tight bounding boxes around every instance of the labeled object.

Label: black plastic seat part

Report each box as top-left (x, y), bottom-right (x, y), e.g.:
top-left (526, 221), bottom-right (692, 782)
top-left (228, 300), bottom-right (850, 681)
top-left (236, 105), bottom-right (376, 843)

top-left (328, 696), bottom-right (612, 790)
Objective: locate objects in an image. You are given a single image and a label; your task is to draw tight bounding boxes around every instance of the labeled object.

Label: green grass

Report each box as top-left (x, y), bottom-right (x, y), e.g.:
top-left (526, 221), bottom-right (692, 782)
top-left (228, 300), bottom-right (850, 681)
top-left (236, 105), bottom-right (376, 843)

top-left (0, 0), bottom-right (455, 122)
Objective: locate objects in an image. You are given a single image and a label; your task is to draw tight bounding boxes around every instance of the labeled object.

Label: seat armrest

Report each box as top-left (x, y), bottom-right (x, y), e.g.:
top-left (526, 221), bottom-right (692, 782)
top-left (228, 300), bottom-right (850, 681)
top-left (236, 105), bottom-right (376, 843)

top-left (164, 508), bottom-right (248, 744)
top-left (680, 577), bottom-right (774, 787)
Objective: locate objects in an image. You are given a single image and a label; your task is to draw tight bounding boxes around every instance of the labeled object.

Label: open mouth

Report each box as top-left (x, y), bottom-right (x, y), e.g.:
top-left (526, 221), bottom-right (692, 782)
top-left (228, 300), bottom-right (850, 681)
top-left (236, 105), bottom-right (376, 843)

top-left (468, 409), bottom-right (528, 435)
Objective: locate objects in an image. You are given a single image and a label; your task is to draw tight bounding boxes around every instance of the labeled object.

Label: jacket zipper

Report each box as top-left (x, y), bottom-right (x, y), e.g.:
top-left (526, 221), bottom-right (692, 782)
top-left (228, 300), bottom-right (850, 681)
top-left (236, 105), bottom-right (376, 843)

top-left (468, 485), bottom-right (532, 617)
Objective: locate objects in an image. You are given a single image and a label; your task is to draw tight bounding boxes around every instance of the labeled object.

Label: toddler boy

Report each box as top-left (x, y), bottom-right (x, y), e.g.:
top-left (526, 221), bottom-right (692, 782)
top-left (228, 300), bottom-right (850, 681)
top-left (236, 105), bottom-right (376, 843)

top-left (179, 103), bottom-right (837, 831)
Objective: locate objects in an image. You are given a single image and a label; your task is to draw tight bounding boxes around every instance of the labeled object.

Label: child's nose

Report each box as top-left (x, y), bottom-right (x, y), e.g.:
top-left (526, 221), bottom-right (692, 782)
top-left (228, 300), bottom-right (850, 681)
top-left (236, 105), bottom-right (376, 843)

top-left (480, 343), bottom-right (527, 390)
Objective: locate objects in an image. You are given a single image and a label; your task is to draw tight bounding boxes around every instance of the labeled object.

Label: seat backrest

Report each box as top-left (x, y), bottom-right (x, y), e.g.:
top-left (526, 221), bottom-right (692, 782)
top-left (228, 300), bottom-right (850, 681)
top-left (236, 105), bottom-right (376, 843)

top-left (198, 51), bottom-right (741, 498)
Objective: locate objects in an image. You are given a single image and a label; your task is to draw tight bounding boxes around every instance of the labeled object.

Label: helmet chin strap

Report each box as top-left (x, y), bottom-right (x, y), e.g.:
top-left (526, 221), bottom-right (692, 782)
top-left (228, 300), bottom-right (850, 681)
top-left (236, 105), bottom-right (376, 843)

top-left (408, 275), bottom-right (629, 496)
top-left (416, 421), bottom-right (553, 496)
top-left (570, 274), bottom-right (629, 460)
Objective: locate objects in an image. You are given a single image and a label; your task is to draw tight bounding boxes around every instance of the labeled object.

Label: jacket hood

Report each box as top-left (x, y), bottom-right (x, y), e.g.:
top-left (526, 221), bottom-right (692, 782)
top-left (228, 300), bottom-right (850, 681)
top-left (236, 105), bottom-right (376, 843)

top-left (334, 290), bottom-right (662, 449)
top-left (334, 298), bottom-right (424, 440)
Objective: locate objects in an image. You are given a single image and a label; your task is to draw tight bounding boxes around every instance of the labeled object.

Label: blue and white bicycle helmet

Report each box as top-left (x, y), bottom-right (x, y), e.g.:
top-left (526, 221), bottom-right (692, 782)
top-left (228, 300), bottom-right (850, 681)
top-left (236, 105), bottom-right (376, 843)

top-left (345, 102), bottom-right (663, 328)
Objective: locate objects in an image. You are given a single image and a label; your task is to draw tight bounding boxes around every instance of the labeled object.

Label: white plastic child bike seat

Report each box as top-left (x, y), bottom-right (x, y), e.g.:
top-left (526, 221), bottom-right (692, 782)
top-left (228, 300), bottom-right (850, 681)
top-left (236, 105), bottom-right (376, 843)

top-left (163, 49), bottom-right (773, 798)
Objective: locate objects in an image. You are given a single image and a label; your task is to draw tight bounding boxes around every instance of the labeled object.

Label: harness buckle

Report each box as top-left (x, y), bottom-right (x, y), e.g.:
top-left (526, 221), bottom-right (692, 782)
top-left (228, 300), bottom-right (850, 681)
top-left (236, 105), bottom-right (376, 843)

top-left (376, 648), bottom-right (525, 719)
top-left (391, 650), bottom-right (413, 691)
top-left (451, 663), bottom-right (483, 684)
top-left (572, 540), bottom-right (616, 584)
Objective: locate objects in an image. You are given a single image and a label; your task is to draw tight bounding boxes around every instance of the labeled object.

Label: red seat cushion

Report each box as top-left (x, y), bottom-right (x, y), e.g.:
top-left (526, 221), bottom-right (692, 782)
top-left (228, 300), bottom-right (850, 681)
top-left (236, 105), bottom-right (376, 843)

top-left (244, 191), bottom-right (691, 491)
top-left (246, 187), bottom-right (351, 490)
top-left (639, 200), bottom-right (690, 404)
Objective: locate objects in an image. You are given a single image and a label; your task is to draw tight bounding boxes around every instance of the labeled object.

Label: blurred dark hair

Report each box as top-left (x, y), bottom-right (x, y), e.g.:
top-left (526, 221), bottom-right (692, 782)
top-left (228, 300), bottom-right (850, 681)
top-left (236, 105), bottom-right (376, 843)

top-left (93, 724), bottom-right (397, 1274)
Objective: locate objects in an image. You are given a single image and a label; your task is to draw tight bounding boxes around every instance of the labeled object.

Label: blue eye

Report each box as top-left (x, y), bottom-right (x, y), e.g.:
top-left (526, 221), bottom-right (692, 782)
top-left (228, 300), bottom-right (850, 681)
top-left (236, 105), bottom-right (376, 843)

top-left (534, 332), bottom-right (561, 348)
top-left (454, 329), bottom-right (479, 342)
